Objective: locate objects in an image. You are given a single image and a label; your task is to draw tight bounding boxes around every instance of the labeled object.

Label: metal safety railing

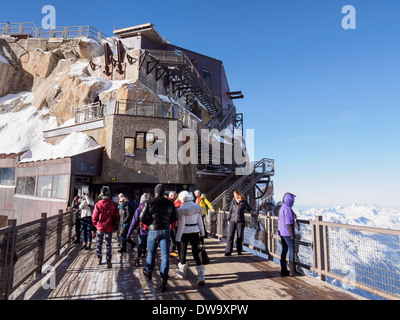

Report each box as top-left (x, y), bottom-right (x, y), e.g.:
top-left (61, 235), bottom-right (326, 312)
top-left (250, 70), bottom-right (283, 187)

top-left (0, 210), bottom-right (76, 300)
top-left (0, 22), bottom-right (115, 46)
top-left (206, 211), bottom-right (400, 300)
top-left (74, 102), bottom-right (102, 123)
top-left (74, 99), bottom-right (207, 134)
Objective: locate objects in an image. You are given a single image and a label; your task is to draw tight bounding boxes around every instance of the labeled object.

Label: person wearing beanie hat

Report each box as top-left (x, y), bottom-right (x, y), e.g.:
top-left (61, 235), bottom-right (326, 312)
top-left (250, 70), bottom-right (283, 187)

top-left (92, 186), bottom-right (119, 268)
top-left (175, 191), bottom-right (206, 285)
top-left (154, 183), bottom-right (166, 197)
top-left (139, 183), bottom-right (178, 292)
top-left (117, 196), bottom-right (136, 253)
top-left (98, 186), bottom-right (111, 200)
top-left (127, 193), bottom-right (150, 266)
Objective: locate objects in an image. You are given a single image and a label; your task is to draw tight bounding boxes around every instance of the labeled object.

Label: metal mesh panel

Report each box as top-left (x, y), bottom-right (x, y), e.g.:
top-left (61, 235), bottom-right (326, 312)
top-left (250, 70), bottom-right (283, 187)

top-left (15, 223), bottom-right (41, 255)
top-left (60, 214), bottom-right (72, 247)
top-left (0, 233), bottom-right (12, 299)
top-left (327, 225), bottom-right (400, 298)
top-left (12, 247), bottom-right (38, 289)
top-left (44, 218), bottom-right (59, 261)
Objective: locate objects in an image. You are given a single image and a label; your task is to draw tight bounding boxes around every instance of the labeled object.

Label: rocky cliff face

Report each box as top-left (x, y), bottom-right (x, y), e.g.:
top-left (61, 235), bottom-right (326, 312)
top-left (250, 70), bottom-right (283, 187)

top-left (0, 35), bottom-right (161, 126)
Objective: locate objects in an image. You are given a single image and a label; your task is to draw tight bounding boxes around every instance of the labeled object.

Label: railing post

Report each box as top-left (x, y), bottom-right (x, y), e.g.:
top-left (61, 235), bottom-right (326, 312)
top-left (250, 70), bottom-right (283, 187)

top-left (265, 212), bottom-right (273, 260)
top-left (56, 210), bottom-right (63, 257)
top-left (4, 22), bottom-right (10, 35)
top-left (217, 210), bottom-right (223, 240)
top-left (68, 210), bottom-right (73, 247)
top-left (4, 219), bottom-right (17, 300)
top-left (36, 213), bottom-right (47, 277)
top-left (312, 215), bottom-right (326, 281)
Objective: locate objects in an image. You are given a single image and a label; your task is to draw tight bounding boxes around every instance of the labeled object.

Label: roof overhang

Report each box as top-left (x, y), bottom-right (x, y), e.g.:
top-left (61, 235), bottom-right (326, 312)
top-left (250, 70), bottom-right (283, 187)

top-left (113, 23), bottom-right (167, 44)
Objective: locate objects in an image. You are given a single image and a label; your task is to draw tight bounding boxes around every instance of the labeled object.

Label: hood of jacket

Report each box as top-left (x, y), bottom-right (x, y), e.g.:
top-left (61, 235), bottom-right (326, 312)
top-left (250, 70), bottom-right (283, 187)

top-left (178, 201), bottom-right (204, 216)
top-left (283, 193), bottom-right (295, 207)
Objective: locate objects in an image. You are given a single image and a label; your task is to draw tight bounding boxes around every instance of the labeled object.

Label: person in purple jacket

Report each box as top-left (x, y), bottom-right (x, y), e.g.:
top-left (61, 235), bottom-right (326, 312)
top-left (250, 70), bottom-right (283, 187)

top-left (278, 192), bottom-right (301, 276)
top-left (127, 193), bottom-right (149, 266)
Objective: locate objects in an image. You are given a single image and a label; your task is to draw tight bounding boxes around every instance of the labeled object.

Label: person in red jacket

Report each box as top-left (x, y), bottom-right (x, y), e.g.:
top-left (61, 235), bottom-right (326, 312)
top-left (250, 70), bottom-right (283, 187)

top-left (92, 186), bottom-right (119, 268)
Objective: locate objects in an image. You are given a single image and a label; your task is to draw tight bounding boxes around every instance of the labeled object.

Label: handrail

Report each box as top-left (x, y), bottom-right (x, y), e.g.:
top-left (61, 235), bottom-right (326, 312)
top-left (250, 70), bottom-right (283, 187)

top-left (210, 158), bottom-right (274, 208)
top-left (0, 210), bottom-right (76, 300)
top-left (0, 22), bottom-right (115, 46)
top-left (207, 210), bottom-right (400, 300)
top-left (145, 49), bottom-right (221, 115)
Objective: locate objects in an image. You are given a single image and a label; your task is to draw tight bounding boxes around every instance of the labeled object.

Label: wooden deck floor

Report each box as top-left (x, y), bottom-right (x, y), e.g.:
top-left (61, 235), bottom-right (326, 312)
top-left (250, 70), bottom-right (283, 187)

top-left (18, 236), bottom-right (364, 300)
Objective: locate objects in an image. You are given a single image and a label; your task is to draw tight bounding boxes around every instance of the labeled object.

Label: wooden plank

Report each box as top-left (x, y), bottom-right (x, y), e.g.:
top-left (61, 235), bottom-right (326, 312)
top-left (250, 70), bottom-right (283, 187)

top-left (18, 236), bottom-right (365, 300)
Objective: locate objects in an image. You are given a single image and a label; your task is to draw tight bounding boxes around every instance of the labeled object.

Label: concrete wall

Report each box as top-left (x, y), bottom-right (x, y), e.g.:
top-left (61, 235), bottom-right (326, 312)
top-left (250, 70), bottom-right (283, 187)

top-left (93, 114), bottom-right (196, 186)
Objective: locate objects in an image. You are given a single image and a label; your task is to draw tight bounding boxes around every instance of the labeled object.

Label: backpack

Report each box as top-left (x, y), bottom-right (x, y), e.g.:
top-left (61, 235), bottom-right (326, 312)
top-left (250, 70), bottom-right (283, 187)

top-left (138, 204), bottom-right (149, 231)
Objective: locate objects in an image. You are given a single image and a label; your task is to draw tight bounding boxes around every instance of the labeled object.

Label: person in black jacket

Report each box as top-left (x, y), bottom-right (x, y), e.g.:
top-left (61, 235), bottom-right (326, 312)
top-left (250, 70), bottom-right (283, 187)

top-left (224, 190), bottom-right (255, 256)
top-left (117, 195), bottom-right (136, 253)
top-left (139, 184), bottom-right (178, 292)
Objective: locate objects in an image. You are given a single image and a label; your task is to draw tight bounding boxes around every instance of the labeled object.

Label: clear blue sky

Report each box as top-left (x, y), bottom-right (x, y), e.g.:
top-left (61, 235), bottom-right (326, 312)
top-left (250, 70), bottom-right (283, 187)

top-left (2, 0), bottom-right (400, 209)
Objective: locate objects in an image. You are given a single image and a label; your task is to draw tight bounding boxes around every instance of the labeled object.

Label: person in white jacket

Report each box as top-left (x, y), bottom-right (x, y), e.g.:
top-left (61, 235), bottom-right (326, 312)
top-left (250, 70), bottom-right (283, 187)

top-left (79, 194), bottom-right (94, 250)
top-left (175, 191), bottom-right (206, 285)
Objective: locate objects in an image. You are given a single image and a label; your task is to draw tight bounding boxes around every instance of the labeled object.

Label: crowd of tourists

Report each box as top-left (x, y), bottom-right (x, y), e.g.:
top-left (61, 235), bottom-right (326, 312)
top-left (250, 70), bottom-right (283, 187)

top-left (71, 185), bottom-right (301, 292)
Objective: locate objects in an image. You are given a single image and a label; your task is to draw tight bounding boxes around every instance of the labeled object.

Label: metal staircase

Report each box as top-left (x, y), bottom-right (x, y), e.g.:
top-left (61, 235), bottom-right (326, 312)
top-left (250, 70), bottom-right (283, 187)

top-left (209, 158), bottom-right (274, 210)
top-left (139, 49), bottom-right (220, 118)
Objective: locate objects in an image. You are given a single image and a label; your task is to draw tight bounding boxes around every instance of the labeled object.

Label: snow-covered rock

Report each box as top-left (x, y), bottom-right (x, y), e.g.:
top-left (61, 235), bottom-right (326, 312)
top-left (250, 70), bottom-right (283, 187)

top-left (0, 93), bottom-right (101, 161)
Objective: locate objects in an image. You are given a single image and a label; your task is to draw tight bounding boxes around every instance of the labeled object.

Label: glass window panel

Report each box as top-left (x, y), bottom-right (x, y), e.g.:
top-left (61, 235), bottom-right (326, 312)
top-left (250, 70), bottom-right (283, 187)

top-left (154, 102), bottom-right (171, 118)
top-left (52, 174), bottom-right (69, 199)
top-left (37, 176), bottom-right (52, 197)
top-left (0, 168), bottom-right (15, 185)
top-left (16, 177), bottom-right (26, 194)
top-left (146, 133), bottom-right (155, 149)
top-left (136, 102), bottom-right (153, 117)
top-left (124, 137), bottom-right (135, 155)
top-left (25, 177), bottom-right (36, 195)
top-left (154, 139), bottom-right (165, 157)
top-left (136, 132), bottom-right (145, 149)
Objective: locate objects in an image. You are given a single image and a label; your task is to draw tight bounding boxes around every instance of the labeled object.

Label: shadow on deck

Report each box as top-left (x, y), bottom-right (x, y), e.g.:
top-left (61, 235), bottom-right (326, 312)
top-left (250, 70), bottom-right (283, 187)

top-left (15, 236), bottom-right (364, 300)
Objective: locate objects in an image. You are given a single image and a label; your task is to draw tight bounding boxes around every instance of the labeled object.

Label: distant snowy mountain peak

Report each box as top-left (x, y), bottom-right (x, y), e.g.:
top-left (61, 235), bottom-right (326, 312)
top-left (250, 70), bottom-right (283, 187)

top-left (296, 203), bottom-right (400, 230)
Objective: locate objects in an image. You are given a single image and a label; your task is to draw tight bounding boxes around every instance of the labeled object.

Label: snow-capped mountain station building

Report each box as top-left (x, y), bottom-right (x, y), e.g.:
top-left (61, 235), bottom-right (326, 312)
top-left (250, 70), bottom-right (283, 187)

top-left (0, 22), bottom-right (274, 224)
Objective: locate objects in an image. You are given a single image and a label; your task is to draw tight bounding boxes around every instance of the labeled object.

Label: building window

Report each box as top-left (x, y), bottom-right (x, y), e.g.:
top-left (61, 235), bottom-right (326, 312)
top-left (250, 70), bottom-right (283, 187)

top-left (0, 168), bottom-right (15, 185)
top-left (16, 177), bottom-right (26, 194)
top-left (25, 177), bottom-right (36, 195)
top-left (37, 175), bottom-right (52, 197)
top-left (52, 174), bottom-right (69, 199)
top-left (136, 132), bottom-right (155, 150)
top-left (202, 69), bottom-right (210, 80)
top-left (124, 137), bottom-right (136, 155)
top-left (15, 176), bottom-right (36, 195)
top-left (154, 139), bottom-right (166, 157)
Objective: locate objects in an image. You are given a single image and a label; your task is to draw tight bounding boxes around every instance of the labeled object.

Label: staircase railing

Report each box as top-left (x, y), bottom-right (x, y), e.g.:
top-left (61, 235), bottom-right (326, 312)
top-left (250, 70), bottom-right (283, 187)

top-left (210, 158), bottom-right (274, 210)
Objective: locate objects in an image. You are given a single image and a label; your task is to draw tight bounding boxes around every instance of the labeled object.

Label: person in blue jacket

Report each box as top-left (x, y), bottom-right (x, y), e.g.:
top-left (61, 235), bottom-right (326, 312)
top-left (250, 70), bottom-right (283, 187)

top-left (278, 192), bottom-right (301, 276)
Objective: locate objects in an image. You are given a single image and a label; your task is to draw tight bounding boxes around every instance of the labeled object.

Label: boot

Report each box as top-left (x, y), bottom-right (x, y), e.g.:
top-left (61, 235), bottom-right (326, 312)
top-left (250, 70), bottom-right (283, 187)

top-left (176, 263), bottom-right (187, 279)
top-left (106, 257), bottom-right (112, 268)
top-left (289, 261), bottom-right (302, 276)
top-left (134, 256), bottom-right (140, 266)
top-left (196, 265), bottom-right (205, 285)
top-left (160, 277), bottom-right (168, 292)
top-left (143, 268), bottom-right (152, 280)
top-left (127, 238), bottom-right (136, 251)
top-left (280, 259), bottom-right (290, 276)
top-left (117, 240), bottom-right (127, 253)
top-left (97, 258), bottom-right (102, 265)
top-left (85, 242), bottom-right (91, 250)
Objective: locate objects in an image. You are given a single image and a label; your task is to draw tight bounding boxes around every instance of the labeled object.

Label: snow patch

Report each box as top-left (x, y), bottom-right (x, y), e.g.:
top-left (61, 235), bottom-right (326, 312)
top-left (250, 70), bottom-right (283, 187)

top-left (0, 93), bottom-right (102, 162)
